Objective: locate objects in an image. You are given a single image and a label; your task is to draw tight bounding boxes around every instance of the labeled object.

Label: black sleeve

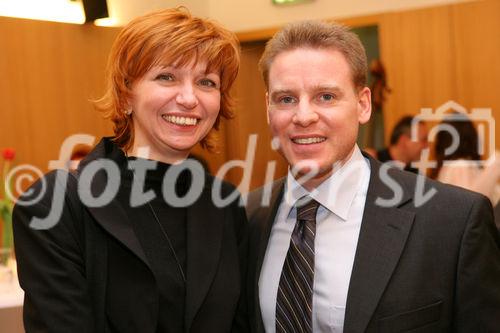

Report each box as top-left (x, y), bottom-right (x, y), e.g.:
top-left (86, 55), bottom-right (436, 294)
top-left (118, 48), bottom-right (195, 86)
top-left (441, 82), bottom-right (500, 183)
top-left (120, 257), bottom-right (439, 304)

top-left (13, 170), bottom-right (94, 333)
top-left (454, 194), bottom-right (500, 331)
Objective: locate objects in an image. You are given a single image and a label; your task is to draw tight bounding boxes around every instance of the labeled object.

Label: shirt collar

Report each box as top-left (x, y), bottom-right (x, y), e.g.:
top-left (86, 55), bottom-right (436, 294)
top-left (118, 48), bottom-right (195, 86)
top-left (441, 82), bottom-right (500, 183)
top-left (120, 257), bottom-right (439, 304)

top-left (283, 145), bottom-right (369, 221)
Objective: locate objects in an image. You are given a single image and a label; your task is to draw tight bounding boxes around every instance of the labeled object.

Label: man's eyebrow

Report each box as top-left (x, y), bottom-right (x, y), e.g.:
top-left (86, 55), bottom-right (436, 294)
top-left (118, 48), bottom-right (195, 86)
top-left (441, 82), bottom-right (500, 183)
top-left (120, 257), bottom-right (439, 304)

top-left (269, 89), bottom-right (295, 99)
top-left (311, 84), bottom-right (343, 93)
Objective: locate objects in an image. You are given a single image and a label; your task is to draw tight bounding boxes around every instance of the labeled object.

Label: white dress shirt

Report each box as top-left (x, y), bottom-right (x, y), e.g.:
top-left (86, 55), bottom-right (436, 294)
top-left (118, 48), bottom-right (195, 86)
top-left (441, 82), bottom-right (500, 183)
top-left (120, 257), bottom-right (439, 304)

top-left (259, 146), bottom-right (371, 333)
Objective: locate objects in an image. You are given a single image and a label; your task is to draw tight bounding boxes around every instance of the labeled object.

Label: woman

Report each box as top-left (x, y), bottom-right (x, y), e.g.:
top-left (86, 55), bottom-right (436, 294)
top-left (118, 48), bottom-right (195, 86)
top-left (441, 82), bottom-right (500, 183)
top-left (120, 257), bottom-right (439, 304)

top-left (431, 112), bottom-right (500, 206)
top-left (13, 8), bottom-right (247, 332)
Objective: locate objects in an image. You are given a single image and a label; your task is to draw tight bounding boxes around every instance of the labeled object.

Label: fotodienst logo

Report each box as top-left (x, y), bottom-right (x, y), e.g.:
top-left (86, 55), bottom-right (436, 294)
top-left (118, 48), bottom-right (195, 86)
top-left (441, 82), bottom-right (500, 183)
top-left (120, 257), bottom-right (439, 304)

top-left (411, 100), bottom-right (495, 172)
top-left (4, 102), bottom-right (496, 228)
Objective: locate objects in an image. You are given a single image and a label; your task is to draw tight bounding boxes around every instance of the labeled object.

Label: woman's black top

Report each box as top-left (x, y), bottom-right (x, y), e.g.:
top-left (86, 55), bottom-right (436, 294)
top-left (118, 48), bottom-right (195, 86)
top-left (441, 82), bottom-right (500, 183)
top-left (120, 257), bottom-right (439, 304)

top-left (116, 156), bottom-right (191, 333)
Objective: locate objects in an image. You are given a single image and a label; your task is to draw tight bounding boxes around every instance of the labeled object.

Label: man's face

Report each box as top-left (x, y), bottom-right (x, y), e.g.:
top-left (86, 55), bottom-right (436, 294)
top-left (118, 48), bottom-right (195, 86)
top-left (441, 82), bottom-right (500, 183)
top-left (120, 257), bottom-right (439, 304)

top-left (266, 47), bottom-right (371, 187)
top-left (403, 123), bottom-right (429, 162)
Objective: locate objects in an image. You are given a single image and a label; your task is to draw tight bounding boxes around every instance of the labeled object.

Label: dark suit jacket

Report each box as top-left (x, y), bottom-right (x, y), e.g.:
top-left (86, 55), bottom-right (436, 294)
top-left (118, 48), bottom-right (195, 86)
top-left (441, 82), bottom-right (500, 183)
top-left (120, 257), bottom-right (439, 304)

top-left (13, 138), bottom-right (249, 333)
top-left (246, 155), bottom-right (500, 332)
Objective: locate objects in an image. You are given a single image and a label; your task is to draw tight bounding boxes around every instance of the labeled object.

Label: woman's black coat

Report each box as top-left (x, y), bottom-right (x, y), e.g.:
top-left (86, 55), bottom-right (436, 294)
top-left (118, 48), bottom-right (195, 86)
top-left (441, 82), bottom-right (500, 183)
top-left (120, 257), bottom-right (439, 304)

top-left (13, 138), bottom-right (249, 332)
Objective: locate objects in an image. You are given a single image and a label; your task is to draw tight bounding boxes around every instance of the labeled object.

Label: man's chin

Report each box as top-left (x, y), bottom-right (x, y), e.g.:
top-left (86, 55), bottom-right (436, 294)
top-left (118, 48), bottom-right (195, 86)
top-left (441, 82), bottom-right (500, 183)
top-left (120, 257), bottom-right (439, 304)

top-left (290, 159), bottom-right (320, 175)
top-left (291, 160), bottom-right (336, 178)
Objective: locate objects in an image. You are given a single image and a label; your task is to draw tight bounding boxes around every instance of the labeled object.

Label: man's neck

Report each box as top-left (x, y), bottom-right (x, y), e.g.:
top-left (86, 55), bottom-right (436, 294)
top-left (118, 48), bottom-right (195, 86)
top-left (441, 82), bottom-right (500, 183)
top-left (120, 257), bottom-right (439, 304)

top-left (297, 147), bottom-right (357, 192)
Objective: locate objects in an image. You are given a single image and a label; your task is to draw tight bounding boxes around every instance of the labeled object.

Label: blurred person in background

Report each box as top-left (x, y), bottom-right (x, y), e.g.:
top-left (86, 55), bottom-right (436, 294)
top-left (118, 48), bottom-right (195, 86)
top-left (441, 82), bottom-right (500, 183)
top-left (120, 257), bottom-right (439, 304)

top-left (366, 115), bottom-right (428, 173)
top-left (431, 111), bottom-right (500, 207)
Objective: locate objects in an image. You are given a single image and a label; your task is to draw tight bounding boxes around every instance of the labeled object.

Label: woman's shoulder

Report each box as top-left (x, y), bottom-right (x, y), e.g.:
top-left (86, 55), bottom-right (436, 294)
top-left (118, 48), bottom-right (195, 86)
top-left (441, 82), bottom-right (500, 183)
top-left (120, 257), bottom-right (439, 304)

top-left (18, 169), bottom-right (79, 206)
top-left (13, 169), bottom-right (87, 254)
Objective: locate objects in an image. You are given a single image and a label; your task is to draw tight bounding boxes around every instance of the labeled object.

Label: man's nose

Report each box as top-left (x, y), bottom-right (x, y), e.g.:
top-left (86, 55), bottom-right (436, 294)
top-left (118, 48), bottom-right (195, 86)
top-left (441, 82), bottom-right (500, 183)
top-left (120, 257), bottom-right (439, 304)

top-left (176, 83), bottom-right (199, 109)
top-left (293, 101), bottom-right (319, 126)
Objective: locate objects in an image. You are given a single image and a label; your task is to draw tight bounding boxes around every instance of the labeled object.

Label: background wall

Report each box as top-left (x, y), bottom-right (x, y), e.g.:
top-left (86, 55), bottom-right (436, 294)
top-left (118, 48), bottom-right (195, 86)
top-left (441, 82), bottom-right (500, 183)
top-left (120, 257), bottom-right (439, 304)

top-left (0, 17), bottom-right (118, 173)
top-left (209, 0), bottom-right (474, 32)
top-left (224, 0), bottom-right (500, 188)
top-left (379, 0), bottom-right (500, 156)
top-left (104, 0), bottom-right (474, 31)
top-left (0, 0), bottom-right (498, 193)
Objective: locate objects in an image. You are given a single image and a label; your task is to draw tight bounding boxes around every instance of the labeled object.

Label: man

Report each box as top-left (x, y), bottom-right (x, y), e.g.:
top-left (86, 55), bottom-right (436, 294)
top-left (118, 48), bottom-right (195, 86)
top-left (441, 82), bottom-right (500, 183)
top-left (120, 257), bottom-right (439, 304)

top-left (246, 20), bottom-right (500, 332)
top-left (366, 115), bottom-right (429, 174)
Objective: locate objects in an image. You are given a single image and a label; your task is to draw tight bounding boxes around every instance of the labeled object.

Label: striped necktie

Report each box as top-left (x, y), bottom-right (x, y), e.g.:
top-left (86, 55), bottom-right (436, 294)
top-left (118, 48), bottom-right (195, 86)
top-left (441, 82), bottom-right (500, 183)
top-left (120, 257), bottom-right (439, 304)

top-left (276, 198), bottom-right (320, 333)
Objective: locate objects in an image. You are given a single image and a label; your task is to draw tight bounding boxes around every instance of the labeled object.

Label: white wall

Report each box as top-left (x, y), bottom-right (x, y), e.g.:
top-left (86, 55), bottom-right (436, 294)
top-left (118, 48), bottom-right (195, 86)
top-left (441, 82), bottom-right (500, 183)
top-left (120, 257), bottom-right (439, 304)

top-left (208, 0), bottom-right (473, 31)
top-left (106, 0), bottom-right (474, 31)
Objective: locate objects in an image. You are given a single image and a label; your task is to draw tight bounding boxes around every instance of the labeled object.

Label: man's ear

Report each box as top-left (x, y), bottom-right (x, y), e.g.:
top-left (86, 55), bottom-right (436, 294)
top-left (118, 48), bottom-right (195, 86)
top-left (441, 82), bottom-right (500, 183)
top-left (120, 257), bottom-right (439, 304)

top-left (265, 92), bottom-right (271, 125)
top-left (357, 87), bottom-right (372, 124)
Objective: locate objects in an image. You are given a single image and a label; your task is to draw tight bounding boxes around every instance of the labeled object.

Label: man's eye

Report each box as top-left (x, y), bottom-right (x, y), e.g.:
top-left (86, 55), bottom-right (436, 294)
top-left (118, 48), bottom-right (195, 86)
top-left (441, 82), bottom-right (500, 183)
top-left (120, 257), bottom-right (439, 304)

top-left (199, 79), bottom-right (217, 88)
top-left (280, 96), bottom-right (296, 104)
top-left (156, 73), bottom-right (174, 81)
top-left (319, 93), bottom-right (335, 102)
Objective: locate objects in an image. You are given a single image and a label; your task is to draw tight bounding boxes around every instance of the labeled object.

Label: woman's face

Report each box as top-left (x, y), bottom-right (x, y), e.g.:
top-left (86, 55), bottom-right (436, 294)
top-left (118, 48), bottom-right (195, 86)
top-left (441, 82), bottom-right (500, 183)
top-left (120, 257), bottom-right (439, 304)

top-left (128, 58), bottom-right (221, 163)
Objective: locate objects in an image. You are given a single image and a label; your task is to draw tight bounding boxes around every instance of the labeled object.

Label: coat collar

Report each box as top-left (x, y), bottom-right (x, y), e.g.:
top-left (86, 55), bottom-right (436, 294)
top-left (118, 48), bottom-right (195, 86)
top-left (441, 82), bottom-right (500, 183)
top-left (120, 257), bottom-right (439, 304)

top-left (77, 137), bottom-right (224, 331)
top-left (78, 138), bottom-right (151, 267)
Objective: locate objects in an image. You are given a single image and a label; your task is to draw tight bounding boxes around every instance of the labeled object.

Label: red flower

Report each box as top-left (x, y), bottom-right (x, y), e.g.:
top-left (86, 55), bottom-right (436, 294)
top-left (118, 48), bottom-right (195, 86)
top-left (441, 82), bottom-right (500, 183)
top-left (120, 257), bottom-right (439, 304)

top-left (2, 148), bottom-right (15, 161)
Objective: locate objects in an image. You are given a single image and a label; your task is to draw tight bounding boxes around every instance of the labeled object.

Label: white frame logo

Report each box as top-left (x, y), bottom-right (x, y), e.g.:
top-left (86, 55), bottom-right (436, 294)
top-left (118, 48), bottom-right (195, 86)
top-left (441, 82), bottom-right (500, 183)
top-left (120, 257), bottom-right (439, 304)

top-left (411, 100), bottom-right (495, 172)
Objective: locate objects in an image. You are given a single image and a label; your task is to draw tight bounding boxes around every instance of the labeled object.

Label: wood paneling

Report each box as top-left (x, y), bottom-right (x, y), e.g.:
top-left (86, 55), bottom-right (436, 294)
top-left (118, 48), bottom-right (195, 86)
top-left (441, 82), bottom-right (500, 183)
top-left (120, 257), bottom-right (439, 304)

top-left (224, 41), bottom-right (288, 191)
top-left (378, 5), bottom-right (457, 139)
top-left (451, 0), bottom-right (500, 151)
top-left (0, 17), bottom-right (119, 176)
top-left (378, 0), bottom-right (499, 155)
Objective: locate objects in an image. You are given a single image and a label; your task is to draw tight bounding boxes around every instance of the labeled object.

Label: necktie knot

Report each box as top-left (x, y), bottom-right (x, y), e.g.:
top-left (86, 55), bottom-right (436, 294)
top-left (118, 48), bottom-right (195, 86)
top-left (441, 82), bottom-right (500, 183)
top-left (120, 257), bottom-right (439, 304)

top-left (297, 198), bottom-right (320, 222)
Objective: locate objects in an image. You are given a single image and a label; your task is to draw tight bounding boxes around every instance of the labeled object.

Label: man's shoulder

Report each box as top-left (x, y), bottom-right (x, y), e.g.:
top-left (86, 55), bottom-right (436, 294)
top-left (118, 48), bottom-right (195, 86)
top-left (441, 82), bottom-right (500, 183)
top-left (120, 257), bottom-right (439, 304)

top-left (246, 178), bottom-right (285, 220)
top-left (373, 164), bottom-right (491, 221)
top-left (369, 158), bottom-right (486, 204)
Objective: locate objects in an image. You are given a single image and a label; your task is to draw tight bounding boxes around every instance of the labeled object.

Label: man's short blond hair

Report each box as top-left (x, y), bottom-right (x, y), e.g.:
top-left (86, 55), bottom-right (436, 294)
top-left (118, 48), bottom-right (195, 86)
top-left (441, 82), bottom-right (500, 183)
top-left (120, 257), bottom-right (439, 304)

top-left (259, 20), bottom-right (367, 90)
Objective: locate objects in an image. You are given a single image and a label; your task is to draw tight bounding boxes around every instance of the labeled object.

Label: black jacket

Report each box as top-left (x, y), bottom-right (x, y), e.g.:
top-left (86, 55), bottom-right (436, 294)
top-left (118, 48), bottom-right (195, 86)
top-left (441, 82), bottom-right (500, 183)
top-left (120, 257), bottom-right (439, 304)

top-left (13, 138), bottom-right (249, 333)
top-left (246, 155), bottom-right (500, 332)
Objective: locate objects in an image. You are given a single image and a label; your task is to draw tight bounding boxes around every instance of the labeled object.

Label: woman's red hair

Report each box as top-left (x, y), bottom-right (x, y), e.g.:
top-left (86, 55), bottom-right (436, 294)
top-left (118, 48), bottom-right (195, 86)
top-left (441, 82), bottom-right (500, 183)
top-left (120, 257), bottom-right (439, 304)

top-left (95, 7), bottom-right (240, 152)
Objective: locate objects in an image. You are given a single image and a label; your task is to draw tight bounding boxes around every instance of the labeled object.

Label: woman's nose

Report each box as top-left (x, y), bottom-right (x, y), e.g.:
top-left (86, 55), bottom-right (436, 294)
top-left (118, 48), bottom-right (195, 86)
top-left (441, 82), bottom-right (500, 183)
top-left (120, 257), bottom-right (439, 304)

top-left (176, 84), bottom-right (199, 109)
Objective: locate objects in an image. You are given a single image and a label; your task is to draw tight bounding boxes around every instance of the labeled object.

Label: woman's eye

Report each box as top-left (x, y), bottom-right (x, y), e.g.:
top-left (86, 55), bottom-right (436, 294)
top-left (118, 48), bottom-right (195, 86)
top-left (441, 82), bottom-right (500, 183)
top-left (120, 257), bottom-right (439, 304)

top-left (156, 73), bottom-right (174, 81)
top-left (199, 79), bottom-right (217, 88)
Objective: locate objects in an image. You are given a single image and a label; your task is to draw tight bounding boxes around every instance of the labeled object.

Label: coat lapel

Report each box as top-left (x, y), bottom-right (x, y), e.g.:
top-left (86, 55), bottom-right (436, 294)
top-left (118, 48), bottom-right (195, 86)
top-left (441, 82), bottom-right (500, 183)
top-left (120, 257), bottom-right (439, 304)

top-left (344, 157), bottom-right (415, 333)
top-left (184, 183), bottom-right (224, 330)
top-left (253, 179), bottom-right (285, 333)
top-left (86, 196), bottom-right (150, 268)
top-left (78, 139), bottom-right (150, 268)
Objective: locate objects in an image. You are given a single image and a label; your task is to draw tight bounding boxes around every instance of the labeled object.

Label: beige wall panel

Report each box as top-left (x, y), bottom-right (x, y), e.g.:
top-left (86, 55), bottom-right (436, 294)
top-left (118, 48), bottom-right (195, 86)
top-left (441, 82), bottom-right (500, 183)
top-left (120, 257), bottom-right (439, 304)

top-left (451, 0), bottom-right (500, 152)
top-left (379, 6), bottom-right (456, 142)
top-left (224, 41), bottom-right (288, 192)
top-left (0, 17), bottom-right (119, 178)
